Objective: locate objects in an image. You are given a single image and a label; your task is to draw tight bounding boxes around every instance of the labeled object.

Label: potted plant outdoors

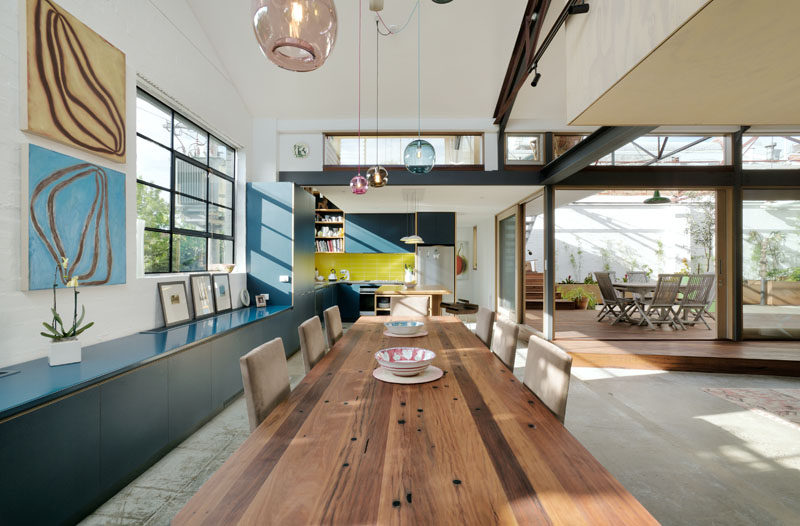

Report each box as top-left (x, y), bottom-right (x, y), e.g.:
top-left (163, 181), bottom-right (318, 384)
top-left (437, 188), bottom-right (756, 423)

top-left (558, 286), bottom-right (596, 310)
top-left (41, 258), bottom-right (94, 366)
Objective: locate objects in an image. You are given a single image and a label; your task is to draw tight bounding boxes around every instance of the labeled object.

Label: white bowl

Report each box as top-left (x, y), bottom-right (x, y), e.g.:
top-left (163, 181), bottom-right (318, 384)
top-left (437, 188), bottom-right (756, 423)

top-left (384, 320), bottom-right (425, 336)
top-left (375, 347), bottom-right (436, 376)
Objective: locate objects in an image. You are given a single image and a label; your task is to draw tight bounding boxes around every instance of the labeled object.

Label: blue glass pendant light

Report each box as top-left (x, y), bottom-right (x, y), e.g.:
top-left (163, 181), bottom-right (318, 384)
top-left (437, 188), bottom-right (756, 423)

top-left (404, 1), bottom-right (435, 174)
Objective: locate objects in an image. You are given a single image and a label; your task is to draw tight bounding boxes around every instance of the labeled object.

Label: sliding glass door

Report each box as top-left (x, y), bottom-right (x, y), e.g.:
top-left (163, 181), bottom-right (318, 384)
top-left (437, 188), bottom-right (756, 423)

top-left (496, 206), bottom-right (522, 323)
top-left (742, 190), bottom-right (800, 339)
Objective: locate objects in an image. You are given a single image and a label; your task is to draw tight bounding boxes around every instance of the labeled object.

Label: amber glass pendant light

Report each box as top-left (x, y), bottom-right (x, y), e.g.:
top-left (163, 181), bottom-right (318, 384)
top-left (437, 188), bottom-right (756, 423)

top-left (368, 20), bottom-right (388, 188)
top-left (252, 0), bottom-right (338, 72)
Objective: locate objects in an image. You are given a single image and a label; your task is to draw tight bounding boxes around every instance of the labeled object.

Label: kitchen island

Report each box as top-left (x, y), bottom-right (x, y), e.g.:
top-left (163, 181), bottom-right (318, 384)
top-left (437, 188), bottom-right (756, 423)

top-left (374, 284), bottom-right (453, 316)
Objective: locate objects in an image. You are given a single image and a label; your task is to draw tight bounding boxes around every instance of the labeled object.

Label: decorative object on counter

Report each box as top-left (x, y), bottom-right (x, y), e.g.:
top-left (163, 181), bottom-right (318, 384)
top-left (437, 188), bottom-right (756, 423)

top-left (158, 280), bottom-right (191, 328)
top-left (367, 20), bottom-right (388, 188)
top-left (328, 268), bottom-right (338, 281)
top-left (350, 0), bottom-right (369, 195)
top-left (24, 0), bottom-right (127, 163)
top-left (25, 145), bottom-right (126, 290)
top-left (210, 263), bottom-right (235, 273)
top-left (403, 2), bottom-right (435, 174)
top-left (252, 0), bottom-right (337, 72)
top-left (213, 273), bottom-right (233, 312)
top-left (41, 258), bottom-right (94, 366)
top-left (340, 269), bottom-right (351, 280)
top-left (255, 294), bottom-right (268, 308)
top-left (240, 288), bottom-right (251, 307)
top-left (292, 142), bottom-right (309, 158)
top-left (403, 264), bottom-right (417, 287)
top-left (190, 274), bottom-right (215, 319)
top-left (315, 268), bottom-right (324, 282)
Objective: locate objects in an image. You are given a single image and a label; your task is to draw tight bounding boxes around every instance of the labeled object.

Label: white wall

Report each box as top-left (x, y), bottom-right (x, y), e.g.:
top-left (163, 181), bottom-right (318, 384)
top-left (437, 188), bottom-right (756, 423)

top-left (457, 214), bottom-right (495, 310)
top-left (1, 0), bottom-right (253, 367)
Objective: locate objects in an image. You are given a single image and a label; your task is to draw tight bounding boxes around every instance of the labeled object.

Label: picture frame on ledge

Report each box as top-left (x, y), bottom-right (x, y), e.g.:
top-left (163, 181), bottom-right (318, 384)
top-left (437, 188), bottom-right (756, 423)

top-left (255, 294), bottom-right (267, 308)
top-left (189, 273), bottom-right (215, 319)
top-left (213, 274), bottom-right (232, 313)
top-left (158, 281), bottom-right (191, 327)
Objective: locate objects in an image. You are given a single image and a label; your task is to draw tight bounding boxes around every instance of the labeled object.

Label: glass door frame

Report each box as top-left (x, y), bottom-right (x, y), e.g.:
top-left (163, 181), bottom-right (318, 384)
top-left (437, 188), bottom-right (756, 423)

top-left (495, 204), bottom-right (524, 324)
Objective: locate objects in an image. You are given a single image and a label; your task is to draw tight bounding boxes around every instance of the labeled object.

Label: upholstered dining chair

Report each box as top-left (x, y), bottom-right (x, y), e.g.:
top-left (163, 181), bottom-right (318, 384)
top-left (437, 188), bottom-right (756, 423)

top-left (491, 319), bottom-right (520, 371)
top-left (475, 307), bottom-right (496, 347)
top-left (239, 337), bottom-right (290, 432)
top-left (389, 296), bottom-right (430, 317)
top-left (323, 306), bottom-right (343, 348)
top-left (523, 336), bottom-right (573, 423)
top-left (298, 316), bottom-right (327, 374)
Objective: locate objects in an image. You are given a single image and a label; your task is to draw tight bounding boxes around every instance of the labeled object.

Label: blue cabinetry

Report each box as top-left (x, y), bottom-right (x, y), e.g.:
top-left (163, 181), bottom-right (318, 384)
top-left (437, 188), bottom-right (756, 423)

top-left (338, 283), bottom-right (360, 322)
top-left (345, 213), bottom-right (414, 253)
top-left (417, 212), bottom-right (456, 245)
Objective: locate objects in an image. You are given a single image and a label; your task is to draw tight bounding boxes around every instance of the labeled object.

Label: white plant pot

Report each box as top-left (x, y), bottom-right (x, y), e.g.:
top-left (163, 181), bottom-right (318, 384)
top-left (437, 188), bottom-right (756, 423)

top-left (49, 338), bottom-right (81, 366)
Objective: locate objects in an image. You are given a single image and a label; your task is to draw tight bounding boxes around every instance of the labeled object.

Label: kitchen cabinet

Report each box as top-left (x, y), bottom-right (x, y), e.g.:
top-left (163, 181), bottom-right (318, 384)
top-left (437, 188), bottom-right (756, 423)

top-left (338, 283), bottom-right (360, 322)
top-left (416, 212), bottom-right (456, 245)
top-left (345, 213), bottom-right (414, 253)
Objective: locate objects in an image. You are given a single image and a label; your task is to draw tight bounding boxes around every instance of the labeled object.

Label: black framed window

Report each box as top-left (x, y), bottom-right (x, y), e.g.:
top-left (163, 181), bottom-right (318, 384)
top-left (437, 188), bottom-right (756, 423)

top-left (136, 88), bottom-right (235, 274)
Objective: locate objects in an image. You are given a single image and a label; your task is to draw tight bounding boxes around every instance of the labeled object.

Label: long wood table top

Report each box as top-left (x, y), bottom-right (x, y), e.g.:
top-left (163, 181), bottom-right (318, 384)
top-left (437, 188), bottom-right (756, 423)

top-left (375, 284), bottom-right (452, 295)
top-left (173, 316), bottom-right (657, 525)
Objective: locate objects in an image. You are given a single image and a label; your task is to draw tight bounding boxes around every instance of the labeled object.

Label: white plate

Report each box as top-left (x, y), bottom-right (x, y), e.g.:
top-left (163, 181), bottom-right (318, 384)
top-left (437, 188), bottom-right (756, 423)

top-left (240, 289), bottom-right (250, 307)
top-left (372, 365), bottom-right (443, 384)
top-left (382, 330), bottom-right (429, 338)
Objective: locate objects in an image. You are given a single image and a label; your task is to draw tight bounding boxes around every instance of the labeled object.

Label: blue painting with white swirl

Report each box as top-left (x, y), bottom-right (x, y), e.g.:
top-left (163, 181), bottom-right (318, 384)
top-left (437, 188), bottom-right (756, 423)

top-left (27, 144), bottom-right (126, 290)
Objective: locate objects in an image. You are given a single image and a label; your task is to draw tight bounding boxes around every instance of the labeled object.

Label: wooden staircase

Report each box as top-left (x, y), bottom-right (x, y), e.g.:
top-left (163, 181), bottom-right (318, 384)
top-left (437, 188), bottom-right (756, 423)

top-left (525, 271), bottom-right (576, 310)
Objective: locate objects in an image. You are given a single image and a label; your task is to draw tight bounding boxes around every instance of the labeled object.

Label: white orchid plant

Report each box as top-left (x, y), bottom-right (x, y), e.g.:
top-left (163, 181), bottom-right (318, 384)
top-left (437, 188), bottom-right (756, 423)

top-left (41, 257), bottom-right (94, 341)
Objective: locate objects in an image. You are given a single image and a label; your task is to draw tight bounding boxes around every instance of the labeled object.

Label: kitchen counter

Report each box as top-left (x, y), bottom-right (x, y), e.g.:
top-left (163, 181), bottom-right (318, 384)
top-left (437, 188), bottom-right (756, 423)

top-left (314, 280), bottom-right (402, 289)
top-left (374, 284), bottom-right (453, 315)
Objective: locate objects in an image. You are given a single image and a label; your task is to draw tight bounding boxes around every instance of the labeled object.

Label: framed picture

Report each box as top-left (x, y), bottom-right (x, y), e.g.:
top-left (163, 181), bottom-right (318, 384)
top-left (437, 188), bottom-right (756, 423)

top-left (189, 273), bottom-right (215, 319)
top-left (213, 274), bottom-right (232, 313)
top-left (158, 281), bottom-right (191, 327)
top-left (255, 294), bottom-right (267, 308)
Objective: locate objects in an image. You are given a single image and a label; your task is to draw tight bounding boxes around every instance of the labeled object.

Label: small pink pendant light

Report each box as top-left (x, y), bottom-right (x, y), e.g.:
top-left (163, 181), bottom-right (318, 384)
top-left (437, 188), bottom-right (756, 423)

top-left (350, 0), bottom-right (368, 195)
top-left (252, 0), bottom-right (338, 72)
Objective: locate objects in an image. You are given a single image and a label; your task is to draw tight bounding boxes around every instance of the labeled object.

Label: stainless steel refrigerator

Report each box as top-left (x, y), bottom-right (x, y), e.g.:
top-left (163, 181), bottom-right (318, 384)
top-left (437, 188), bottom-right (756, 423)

top-left (416, 245), bottom-right (455, 304)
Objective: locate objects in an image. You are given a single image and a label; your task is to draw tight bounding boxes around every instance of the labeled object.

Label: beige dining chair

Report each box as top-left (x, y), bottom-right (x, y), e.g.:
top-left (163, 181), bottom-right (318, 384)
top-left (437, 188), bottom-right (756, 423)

top-left (298, 316), bottom-right (327, 373)
top-left (239, 337), bottom-right (291, 433)
top-left (523, 336), bottom-right (573, 423)
top-left (491, 319), bottom-right (519, 370)
top-left (475, 307), bottom-right (495, 347)
top-left (323, 306), bottom-right (343, 347)
top-left (389, 296), bottom-right (430, 317)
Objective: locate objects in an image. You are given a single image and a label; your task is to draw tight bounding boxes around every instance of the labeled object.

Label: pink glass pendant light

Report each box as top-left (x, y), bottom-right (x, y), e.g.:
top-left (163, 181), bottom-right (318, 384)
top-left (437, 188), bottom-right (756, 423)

top-left (252, 0), bottom-right (337, 72)
top-left (350, 174), bottom-right (368, 194)
top-left (350, 0), bottom-right (368, 195)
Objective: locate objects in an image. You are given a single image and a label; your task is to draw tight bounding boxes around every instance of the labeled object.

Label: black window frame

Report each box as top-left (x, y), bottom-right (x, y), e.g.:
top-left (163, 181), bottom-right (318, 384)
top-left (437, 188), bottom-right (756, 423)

top-left (136, 87), bottom-right (236, 274)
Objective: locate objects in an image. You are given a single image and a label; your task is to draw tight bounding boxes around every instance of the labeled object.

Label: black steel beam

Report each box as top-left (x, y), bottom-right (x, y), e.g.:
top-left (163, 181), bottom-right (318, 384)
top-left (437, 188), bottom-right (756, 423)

top-left (731, 126), bottom-right (748, 342)
top-left (279, 169), bottom-right (543, 186)
top-left (536, 126), bottom-right (654, 185)
top-left (557, 166), bottom-right (734, 187)
top-left (543, 185), bottom-right (555, 340)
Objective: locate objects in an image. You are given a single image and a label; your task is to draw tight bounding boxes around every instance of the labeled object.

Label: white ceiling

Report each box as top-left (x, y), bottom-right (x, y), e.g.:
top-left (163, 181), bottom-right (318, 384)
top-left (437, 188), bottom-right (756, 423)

top-left (187, 0), bottom-right (528, 121)
top-left (318, 185), bottom-right (539, 216)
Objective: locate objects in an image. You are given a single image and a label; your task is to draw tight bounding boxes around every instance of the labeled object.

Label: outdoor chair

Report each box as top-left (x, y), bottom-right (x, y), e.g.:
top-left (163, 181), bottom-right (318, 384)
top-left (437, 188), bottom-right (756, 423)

top-left (594, 271), bottom-right (635, 325)
top-left (626, 270), bottom-right (650, 301)
top-left (676, 274), bottom-right (716, 329)
top-left (639, 274), bottom-right (684, 330)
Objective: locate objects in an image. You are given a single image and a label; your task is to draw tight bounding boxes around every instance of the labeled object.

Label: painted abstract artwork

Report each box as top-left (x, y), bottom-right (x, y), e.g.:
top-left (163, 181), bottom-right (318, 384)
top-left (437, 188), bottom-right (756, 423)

top-left (26, 145), bottom-right (126, 290)
top-left (25, 0), bottom-right (126, 163)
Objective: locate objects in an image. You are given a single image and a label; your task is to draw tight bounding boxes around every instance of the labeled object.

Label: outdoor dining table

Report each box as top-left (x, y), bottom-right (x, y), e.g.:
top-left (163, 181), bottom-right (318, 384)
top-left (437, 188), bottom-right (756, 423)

top-left (173, 316), bottom-right (657, 525)
top-left (613, 282), bottom-right (687, 328)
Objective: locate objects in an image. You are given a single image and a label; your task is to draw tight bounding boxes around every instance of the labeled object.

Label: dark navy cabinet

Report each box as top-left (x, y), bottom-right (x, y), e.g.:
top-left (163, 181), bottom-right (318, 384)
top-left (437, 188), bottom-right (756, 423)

top-left (345, 213), bottom-right (414, 253)
top-left (338, 283), bottom-right (360, 322)
top-left (417, 212), bottom-right (456, 245)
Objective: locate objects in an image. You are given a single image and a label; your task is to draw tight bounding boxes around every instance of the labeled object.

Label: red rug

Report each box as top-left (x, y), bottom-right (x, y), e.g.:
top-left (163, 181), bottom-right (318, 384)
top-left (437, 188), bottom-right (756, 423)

top-left (703, 388), bottom-right (800, 431)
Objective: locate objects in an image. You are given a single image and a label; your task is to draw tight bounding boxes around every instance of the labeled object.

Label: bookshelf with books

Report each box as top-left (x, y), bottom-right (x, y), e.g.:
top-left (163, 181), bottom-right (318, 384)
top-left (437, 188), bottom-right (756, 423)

top-left (314, 194), bottom-right (345, 253)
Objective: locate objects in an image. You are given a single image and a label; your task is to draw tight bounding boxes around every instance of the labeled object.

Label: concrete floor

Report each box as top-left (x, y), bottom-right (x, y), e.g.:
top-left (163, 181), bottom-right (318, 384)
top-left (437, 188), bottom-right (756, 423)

top-left (81, 335), bottom-right (800, 526)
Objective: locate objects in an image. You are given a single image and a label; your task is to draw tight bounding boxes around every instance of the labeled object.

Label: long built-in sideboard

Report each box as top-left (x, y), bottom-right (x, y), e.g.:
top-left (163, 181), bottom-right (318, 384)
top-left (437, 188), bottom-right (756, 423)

top-left (0, 305), bottom-right (293, 525)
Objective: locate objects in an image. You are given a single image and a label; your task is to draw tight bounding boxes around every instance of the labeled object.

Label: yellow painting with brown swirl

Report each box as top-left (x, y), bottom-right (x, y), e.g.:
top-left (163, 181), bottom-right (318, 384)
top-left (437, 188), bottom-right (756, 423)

top-left (25, 0), bottom-right (126, 163)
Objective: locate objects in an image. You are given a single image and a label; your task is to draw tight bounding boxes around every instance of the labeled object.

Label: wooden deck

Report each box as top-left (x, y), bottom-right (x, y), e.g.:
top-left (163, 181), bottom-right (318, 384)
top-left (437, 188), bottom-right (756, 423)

top-left (522, 309), bottom-right (800, 377)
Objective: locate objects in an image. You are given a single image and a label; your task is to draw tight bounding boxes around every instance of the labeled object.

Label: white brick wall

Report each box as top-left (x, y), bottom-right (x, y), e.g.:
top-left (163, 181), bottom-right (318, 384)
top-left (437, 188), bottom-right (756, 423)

top-left (0, 0), bottom-right (253, 367)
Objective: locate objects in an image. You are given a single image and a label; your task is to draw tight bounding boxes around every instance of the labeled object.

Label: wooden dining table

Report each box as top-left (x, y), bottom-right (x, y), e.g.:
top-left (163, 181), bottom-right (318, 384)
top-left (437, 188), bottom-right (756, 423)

top-left (173, 316), bottom-right (657, 525)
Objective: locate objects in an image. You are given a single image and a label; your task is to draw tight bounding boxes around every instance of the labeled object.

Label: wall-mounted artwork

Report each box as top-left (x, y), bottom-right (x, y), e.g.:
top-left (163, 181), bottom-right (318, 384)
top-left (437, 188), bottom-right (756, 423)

top-left (24, 0), bottom-right (126, 163)
top-left (24, 144), bottom-right (126, 290)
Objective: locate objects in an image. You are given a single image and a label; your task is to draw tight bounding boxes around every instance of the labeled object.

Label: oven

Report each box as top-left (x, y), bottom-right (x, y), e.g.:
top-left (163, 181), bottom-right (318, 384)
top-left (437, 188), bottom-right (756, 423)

top-left (358, 284), bottom-right (379, 316)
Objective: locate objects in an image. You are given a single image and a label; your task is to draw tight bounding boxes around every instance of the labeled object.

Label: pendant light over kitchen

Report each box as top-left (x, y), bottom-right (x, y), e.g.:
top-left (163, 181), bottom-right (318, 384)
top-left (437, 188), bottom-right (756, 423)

top-left (367, 20), bottom-right (388, 188)
top-left (350, 0), bottom-right (369, 195)
top-left (403, 2), bottom-right (435, 174)
top-left (251, 0), bottom-right (338, 72)
top-left (402, 190), bottom-right (424, 244)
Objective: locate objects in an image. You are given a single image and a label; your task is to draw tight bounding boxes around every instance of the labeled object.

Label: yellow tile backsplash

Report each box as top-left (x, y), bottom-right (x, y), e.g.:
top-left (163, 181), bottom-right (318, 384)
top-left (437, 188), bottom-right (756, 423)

top-left (315, 253), bottom-right (415, 282)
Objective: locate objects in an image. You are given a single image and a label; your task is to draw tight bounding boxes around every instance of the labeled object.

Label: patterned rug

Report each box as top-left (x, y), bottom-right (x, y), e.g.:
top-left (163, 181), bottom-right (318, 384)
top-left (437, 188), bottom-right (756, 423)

top-left (703, 388), bottom-right (800, 431)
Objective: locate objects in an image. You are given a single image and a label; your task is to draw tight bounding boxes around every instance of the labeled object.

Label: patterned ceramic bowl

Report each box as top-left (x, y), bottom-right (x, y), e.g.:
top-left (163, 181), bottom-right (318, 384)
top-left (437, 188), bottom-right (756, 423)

top-left (375, 347), bottom-right (436, 376)
top-left (384, 320), bottom-right (425, 336)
